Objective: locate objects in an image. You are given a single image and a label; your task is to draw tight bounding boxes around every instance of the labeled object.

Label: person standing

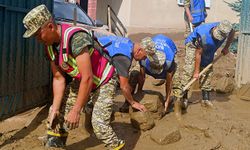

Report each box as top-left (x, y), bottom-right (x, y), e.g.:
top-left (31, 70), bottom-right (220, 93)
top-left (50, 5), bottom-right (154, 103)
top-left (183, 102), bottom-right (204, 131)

top-left (184, 0), bottom-right (207, 37)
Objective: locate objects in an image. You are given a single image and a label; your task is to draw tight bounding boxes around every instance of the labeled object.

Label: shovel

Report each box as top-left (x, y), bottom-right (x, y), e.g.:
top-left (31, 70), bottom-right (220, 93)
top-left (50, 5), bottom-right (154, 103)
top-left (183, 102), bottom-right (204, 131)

top-left (174, 54), bottom-right (223, 119)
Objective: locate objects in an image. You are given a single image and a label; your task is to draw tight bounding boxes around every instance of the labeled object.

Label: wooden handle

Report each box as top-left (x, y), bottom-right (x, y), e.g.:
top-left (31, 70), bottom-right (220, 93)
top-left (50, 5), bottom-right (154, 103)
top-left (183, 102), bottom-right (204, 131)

top-left (182, 54), bottom-right (223, 92)
top-left (190, 22), bottom-right (193, 32)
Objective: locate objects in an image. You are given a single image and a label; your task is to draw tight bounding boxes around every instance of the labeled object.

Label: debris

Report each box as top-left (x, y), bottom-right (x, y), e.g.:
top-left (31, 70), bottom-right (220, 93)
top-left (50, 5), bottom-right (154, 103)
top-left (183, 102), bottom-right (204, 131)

top-left (216, 74), bottom-right (235, 93)
top-left (150, 119), bottom-right (181, 145)
top-left (130, 111), bottom-right (155, 131)
top-left (210, 142), bottom-right (222, 150)
top-left (133, 91), bottom-right (165, 120)
top-left (237, 84), bottom-right (250, 101)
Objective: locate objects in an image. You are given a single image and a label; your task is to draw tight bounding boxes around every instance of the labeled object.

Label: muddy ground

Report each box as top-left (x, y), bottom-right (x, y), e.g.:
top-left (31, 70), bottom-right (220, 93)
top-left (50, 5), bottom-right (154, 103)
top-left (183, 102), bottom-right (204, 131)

top-left (1, 31), bottom-right (250, 150)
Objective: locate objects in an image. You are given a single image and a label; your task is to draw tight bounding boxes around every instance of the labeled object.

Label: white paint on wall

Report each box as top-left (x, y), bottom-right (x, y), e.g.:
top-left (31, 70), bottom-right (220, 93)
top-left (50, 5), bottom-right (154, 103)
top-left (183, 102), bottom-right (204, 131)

top-left (96, 0), bottom-right (239, 31)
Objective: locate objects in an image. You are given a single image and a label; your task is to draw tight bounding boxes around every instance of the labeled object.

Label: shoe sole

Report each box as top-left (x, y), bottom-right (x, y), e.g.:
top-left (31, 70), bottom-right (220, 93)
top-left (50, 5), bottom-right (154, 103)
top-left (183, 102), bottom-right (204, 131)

top-left (113, 142), bottom-right (125, 150)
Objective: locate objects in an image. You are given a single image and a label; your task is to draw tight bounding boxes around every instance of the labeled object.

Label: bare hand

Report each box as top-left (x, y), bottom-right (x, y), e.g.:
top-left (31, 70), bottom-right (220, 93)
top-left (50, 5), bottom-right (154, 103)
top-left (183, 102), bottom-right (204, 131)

top-left (188, 15), bottom-right (193, 23)
top-left (132, 102), bottom-right (147, 112)
top-left (221, 48), bottom-right (229, 55)
top-left (164, 101), bottom-right (169, 112)
top-left (49, 109), bottom-right (60, 129)
top-left (164, 98), bottom-right (170, 112)
top-left (193, 71), bottom-right (199, 79)
top-left (65, 109), bottom-right (80, 130)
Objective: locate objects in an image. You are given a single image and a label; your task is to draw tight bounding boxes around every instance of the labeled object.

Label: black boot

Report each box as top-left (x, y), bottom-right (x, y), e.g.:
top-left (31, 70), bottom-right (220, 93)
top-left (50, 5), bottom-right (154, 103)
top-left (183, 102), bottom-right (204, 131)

top-left (174, 97), bottom-right (182, 120)
top-left (201, 90), bottom-right (213, 108)
top-left (46, 129), bottom-right (68, 148)
top-left (181, 91), bottom-right (189, 110)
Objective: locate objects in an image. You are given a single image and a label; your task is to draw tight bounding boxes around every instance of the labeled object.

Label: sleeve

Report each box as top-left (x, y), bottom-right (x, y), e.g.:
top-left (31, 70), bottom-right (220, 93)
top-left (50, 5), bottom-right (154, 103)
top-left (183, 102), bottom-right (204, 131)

top-left (112, 55), bottom-right (131, 78)
top-left (70, 31), bottom-right (93, 57)
top-left (193, 35), bottom-right (202, 49)
top-left (184, 0), bottom-right (190, 7)
top-left (167, 60), bottom-right (176, 73)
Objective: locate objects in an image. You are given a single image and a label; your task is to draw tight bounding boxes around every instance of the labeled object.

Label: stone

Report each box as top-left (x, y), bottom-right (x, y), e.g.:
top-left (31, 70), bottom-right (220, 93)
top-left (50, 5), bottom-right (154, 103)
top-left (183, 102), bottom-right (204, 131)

top-left (133, 90), bottom-right (165, 120)
top-left (130, 110), bottom-right (155, 131)
top-left (216, 74), bottom-right (235, 93)
top-left (150, 118), bottom-right (181, 145)
top-left (237, 84), bottom-right (250, 101)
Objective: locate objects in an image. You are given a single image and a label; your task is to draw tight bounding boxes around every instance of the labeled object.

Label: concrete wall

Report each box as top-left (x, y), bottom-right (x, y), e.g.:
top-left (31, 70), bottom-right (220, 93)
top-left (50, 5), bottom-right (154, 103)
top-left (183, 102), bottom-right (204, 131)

top-left (96, 0), bottom-right (239, 33)
top-left (96, 0), bottom-right (131, 26)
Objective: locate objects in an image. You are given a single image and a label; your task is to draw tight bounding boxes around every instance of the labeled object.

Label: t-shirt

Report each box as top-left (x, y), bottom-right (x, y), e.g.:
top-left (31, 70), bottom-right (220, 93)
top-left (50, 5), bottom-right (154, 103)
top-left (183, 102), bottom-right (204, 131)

top-left (112, 55), bottom-right (131, 78)
top-left (70, 31), bottom-right (93, 57)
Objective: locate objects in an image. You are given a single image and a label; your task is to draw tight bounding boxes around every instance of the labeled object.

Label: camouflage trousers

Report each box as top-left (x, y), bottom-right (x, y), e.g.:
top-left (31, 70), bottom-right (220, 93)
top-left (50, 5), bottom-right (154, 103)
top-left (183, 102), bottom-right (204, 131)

top-left (128, 60), bottom-right (141, 92)
top-left (172, 52), bottom-right (182, 97)
top-left (184, 12), bottom-right (203, 38)
top-left (173, 42), bottom-right (213, 97)
top-left (47, 75), bottom-right (123, 148)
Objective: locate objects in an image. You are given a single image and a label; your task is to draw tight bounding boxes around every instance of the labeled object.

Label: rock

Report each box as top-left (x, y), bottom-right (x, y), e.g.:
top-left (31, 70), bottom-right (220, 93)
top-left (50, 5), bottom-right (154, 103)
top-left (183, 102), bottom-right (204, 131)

top-left (237, 84), bottom-right (250, 101)
top-left (150, 118), bottom-right (181, 145)
top-left (130, 110), bottom-right (155, 131)
top-left (216, 74), bottom-right (235, 93)
top-left (133, 91), bottom-right (165, 120)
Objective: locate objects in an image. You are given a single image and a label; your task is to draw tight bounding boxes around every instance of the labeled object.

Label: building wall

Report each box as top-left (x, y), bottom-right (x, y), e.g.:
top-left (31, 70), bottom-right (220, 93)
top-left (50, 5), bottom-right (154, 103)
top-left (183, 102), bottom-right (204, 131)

top-left (96, 0), bottom-right (239, 33)
top-left (96, 0), bottom-right (130, 25)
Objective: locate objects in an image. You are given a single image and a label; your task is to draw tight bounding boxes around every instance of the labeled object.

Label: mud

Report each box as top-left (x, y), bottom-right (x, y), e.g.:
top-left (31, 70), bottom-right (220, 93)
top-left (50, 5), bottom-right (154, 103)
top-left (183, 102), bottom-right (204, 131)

top-left (1, 31), bottom-right (249, 150)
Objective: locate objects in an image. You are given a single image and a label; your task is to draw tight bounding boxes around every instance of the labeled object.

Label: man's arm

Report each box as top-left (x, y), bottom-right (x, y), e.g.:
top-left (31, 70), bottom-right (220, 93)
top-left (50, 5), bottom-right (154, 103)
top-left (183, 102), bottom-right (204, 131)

top-left (184, 0), bottom-right (193, 23)
top-left (193, 47), bottom-right (203, 79)
top-left (221, 30), bottom-right (235, 55)
top-left (137, 67), bottom-right (145, 92)
top-left (49, 61), bottom-right (66, 128)
top-left (164, 67), bottom-right (174, 111)
top-left (65, 47), bottom-right (93, 129)
top-left (119, 75), bottom-right (147, 112)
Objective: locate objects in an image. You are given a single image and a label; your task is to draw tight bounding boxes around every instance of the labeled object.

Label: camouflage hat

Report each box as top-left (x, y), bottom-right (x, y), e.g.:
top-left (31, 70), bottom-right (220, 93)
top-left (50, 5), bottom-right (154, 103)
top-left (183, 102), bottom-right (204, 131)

top-left (23, 4), bottom-right (52, 38)
top-left (212, 20), bottom-right (232, 41)
top-left (140, 37), bottom-right (166, 74)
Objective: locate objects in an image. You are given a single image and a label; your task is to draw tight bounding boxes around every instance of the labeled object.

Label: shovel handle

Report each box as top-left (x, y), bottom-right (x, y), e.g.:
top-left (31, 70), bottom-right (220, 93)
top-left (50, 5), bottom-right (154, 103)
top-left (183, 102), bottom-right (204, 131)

top-left (182, 54), bottom-right (223, 92)
top-left (190, 22), bottom-right (193, 32)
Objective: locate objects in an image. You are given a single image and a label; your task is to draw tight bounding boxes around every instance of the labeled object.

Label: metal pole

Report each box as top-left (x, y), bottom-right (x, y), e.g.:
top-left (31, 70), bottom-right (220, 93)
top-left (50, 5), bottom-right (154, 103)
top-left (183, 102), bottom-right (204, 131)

top-left (73, 7), bottom-right (77, 26)
top-left (107, 5), bottom-right (112, 32)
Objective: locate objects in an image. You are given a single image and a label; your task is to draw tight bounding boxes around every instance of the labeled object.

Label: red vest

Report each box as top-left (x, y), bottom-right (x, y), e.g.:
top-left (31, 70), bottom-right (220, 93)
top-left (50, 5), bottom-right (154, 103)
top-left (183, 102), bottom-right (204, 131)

top-left (45, 24), bottom-right (115, 90)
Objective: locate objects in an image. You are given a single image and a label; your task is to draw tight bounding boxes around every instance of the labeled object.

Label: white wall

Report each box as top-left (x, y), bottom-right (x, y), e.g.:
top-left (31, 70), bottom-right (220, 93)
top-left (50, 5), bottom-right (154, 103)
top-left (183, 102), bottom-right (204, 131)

top-left (96, 0), bottom-right (239, 32)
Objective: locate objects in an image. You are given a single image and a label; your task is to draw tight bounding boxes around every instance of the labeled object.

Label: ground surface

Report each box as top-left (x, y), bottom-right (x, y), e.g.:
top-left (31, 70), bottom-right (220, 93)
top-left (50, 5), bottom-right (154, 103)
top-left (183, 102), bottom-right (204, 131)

top-left (1, 31), bottom-right (250, 150)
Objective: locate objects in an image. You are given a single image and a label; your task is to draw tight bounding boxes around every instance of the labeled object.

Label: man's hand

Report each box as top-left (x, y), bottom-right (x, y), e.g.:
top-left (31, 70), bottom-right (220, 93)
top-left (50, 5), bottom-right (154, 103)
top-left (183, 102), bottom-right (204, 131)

top-left (221, 48), bottom-right (229, 55)
top-left (65, 108), bottom-right (81, 130)
top-left (164, 96), bottom-right (172, 112)
top-left (49, 109), bottom-right (60, 129)
top-left (193, 71), bottom-right (199, 79)
top-left (188, 15), bottom-right (193, 23)
top-left (132, 102), bottom-right (147, 112)
top-left (164, 100), bottom-right (170, 112)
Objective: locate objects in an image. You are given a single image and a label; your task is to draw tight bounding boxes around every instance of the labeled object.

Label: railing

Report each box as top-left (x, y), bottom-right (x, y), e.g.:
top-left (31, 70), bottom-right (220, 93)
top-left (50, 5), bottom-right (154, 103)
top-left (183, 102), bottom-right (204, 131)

top-left (107, 5), bottom-right (127, 37)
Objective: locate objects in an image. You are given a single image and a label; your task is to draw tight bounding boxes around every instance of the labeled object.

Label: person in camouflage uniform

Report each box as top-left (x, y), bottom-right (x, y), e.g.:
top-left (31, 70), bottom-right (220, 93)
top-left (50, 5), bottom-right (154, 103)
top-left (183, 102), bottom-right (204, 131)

top-left (173, 20), bottom-right (235, 112)
top-left (184, 0), bottom-right (207, 37)
top-left (22, 4), bottom-right (124, 150)
top-left (119, 34), bottom-right (179, 112)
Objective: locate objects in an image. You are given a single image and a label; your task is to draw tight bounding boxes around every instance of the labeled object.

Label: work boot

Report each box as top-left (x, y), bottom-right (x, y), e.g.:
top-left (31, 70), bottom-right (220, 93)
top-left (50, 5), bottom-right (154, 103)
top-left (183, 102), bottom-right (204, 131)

top-left (45, 130), bottom-right (68, 148)
top-left (108, 140), bottom-right (125, 150)
top-left (174, 97), bottom-right (182, 120)
top-left (181, 92), bottom-right (189, 110)
top-left (119, 101), bottom-right (130, 113)
top-left (201, 90), bottom-right (213, 108)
